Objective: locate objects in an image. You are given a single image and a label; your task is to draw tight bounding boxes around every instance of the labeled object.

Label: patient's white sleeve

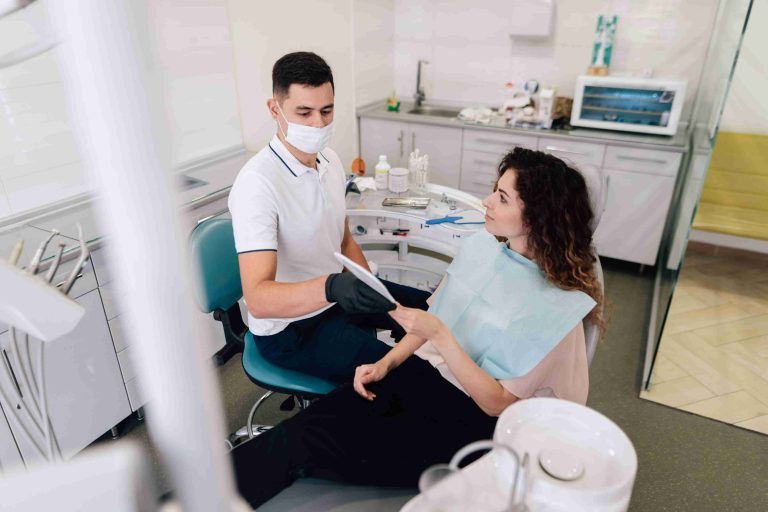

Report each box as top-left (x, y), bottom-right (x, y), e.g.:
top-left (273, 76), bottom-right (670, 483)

top-left (499, 323), bottom-right (589, 405)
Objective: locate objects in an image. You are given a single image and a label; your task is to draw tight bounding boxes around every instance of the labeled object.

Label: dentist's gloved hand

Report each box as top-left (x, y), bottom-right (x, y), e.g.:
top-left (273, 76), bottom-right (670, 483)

top-left (325, 272), bottom-right (396, 314)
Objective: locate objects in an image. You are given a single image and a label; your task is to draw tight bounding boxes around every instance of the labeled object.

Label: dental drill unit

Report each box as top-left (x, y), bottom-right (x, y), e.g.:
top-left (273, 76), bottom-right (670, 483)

top-left (0, 225), bottom-right (89, 465)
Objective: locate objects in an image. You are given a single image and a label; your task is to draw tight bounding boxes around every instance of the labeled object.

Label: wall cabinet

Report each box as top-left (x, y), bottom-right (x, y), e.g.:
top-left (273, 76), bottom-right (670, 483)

top-left (359, 115), bottom-right (685, 265)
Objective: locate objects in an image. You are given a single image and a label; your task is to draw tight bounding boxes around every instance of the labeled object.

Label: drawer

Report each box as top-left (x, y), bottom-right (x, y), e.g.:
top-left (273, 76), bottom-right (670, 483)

top-left (463, 128), bottom-right (537, 154)
top-left (117, 345), bottom-right (141, 381)
top-left (604, 146), bottom-right (682, 177)
top-left (108, 316), bottom-right (128, 352)
top-left (90, 249), bottom-right (112, 286)
top-left (460, 150), bottom-right (500, 198)
top-left (538, 137), bottom-right (605, 168)
top-left (124, 377), bottom-right (148, 411)
top-left (99, 280), bottom-right (128, 321)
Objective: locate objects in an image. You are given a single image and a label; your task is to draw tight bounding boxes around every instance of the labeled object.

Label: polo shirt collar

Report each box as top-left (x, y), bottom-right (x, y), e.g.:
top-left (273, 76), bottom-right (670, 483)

top-left (269, 135), bottom-right (330, 178)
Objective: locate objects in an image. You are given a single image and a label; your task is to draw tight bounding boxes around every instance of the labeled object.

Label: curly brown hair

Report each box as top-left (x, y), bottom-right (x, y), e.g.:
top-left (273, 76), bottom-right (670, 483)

top-left (495, 147), bottom-right (605, 333)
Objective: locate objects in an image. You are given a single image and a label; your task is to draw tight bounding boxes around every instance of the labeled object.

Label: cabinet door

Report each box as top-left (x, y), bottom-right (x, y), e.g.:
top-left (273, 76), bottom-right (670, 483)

top-left (0, 404), bottom-right (23, 475)
top-left (593, 169), bottom-right (676, 265)
top-left (1, 290), bottom-right (131, 462)
top-left (360, 117), bottom-right (409, 168)
top-left (408, 123), bottom-right (463, 189)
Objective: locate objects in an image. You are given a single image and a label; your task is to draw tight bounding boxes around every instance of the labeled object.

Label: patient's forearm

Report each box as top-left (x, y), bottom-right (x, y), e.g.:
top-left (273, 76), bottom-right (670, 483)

top-left (248, 277), bottom-right (329, 318)
top-left (381, 333), bottom-right (427, 371)
top-left (431, 328), bottom-right (518, 416)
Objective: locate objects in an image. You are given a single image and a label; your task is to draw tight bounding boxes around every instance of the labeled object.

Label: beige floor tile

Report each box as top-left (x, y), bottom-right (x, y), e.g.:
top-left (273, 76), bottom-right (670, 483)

top-left (640, 376), bottom-right (715, 407)
top-left (694, 314), bottom-right (768, 346)
top-left (675, 332), bottom-right (768, 408)
top-left (660, 335), bottom-right (741, 395)
top-left (720, 342), bottom-right (768, 380)
top-left (668, 284), bottom-right (732, 309)
top-left (663, 302), bottom-right (766, 334)
top-left (649, 354), bottom-right (688, 384)
top-left (735, 414), bottom-right (768, 435)
top-left (735, 335), bottom-right (768, 359)
top-left (668, 293), bottom-right (709, 315)
top-left (681, 391), bottom-right (768, 424)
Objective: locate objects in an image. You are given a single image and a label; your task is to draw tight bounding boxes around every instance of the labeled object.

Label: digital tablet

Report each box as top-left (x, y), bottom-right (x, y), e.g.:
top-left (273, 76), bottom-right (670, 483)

top-left (333, 252), bottom-right (396, 304)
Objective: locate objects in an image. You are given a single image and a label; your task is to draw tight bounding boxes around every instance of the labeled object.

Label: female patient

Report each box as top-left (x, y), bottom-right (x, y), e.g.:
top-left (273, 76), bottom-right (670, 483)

top-left (232, 147), bottom-right (605, 507)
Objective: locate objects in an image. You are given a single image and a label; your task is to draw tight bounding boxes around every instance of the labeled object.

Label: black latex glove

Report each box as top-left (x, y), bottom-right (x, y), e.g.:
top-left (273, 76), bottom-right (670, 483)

top-left (325, 272), bottom-right (396, 314)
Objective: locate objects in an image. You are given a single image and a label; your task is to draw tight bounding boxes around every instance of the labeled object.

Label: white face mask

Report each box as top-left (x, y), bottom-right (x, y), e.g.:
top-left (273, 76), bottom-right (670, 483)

top-left (277, 105), bottom-right (334, 154)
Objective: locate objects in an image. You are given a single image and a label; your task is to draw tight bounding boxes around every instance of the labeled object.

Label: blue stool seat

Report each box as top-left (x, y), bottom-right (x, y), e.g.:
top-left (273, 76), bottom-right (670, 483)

top-left (243, 332), bottom-right (337, 397)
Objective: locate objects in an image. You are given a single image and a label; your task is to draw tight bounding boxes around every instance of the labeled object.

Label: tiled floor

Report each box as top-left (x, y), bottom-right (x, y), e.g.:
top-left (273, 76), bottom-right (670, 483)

top-left (641, 242), bottom-right (768, 435)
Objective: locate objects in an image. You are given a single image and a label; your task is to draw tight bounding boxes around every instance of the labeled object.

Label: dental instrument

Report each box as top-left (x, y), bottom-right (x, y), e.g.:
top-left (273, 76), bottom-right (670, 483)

top-left (45, 242), bottom-right (67, 283)
top-left (9, 239), bottom-right (24, 265)
top-left (61, 224), bottom-right (89, 295)
top-left (26, 230), bottom-right (57, 275)
top-left (425, 215), bottom-right (485, 225)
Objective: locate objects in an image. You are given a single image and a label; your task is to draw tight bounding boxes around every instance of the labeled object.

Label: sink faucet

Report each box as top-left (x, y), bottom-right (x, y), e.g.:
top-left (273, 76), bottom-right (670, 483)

top-left (414, 59), bottom-right (429, 108)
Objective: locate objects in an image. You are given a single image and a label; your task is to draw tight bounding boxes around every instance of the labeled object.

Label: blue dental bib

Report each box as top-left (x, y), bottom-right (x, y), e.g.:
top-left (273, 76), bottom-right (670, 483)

top-left (429, 230), bottom-right (596, 379)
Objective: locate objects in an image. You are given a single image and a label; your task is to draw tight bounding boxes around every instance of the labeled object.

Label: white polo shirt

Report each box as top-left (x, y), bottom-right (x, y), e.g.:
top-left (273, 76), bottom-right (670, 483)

top-left (228, 135), bottom-right (347, 336)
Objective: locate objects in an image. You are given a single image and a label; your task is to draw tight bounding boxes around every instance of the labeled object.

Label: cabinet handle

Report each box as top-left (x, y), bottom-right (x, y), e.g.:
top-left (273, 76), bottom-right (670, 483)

top-left (411, 132), bottom-right (416, 151)
top-left (545, 145), bottom-right (587, 156)
top-left (471, 178), bottom-right (497, 186)
top-left (616, 155), bottom-right (668, 165)
top-left (1, 349), bottom-right (23, 398)
top-left (474, 159), bottom-right (497, 166)
top-left (398, 130), bottom-right (404, 159)
top-left (476, 138), bottom-right (516, 145)
top-left (197, 208), bottom-right (229, 225)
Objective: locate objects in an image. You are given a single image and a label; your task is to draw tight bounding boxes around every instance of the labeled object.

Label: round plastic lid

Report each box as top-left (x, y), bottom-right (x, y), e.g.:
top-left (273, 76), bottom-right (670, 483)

top-left (538, 448), bottom-right (585, 481)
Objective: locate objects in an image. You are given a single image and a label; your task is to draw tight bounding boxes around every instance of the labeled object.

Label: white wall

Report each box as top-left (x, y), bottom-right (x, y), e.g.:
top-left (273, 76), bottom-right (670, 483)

top-left (227, 0), bottom-right (357, 168)
top-left (392, 0), bottom-right (719, 120)
top-left (0, 0), bottom-right (242, 219)
top-left (719, 0), bottom-right (768, 134)
top-left (353, 0), bottom-right (395, 108)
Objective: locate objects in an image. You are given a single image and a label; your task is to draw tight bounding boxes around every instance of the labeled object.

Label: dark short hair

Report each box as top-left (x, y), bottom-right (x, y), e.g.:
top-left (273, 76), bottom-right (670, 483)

top-left (272, 52), bottom-right (334, 99)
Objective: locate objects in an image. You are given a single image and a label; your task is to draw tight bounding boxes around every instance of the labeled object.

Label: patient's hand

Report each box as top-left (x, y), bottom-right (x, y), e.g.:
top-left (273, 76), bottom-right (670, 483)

top-left (354, 361), bottom-right (389, 400)
top-left (389, 304), bottom-right (447, 341)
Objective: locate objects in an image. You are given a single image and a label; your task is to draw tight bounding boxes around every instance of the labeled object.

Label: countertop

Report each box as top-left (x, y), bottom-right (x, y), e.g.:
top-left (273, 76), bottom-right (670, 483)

top-left (358, 101), bottom-right (690, 152)
top-left (0, 147), bottom-right (253, 268)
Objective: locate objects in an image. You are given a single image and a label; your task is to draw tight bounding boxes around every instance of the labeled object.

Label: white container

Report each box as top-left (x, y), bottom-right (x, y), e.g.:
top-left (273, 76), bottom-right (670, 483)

top-left (388, 167), bottom-right (409, 193)
top-left (374, 155), bottom-right (390, 190)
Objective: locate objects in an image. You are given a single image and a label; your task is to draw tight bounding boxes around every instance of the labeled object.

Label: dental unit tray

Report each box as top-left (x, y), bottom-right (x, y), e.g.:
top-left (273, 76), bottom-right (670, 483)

top-left (334, 253), bottom-right (397, 304)
top-left (382, 197), bottom-right (431, 209)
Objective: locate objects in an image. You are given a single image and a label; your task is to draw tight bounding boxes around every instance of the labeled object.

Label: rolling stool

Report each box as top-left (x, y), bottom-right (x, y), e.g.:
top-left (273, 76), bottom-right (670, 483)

top-left (189, 218), bottom-right (338, 448)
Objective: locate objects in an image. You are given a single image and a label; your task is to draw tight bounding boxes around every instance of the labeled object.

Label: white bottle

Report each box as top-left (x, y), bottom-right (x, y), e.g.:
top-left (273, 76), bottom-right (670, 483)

top-left (374, 155), bottom-right (390, 190)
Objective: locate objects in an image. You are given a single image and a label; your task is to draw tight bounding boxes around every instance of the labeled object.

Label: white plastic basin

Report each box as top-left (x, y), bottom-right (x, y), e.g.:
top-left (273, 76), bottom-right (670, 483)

top-left (494, 398), bottom-right (637, 512)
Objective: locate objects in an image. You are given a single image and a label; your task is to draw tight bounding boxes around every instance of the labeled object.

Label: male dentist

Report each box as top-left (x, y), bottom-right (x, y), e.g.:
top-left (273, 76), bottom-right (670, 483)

top-left (228, 52), bottom-right (430, 382)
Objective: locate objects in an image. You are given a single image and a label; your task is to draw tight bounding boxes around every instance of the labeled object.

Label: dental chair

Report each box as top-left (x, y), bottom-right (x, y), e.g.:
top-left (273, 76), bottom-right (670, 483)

top-left (189, 218), bottom-right (338, 447)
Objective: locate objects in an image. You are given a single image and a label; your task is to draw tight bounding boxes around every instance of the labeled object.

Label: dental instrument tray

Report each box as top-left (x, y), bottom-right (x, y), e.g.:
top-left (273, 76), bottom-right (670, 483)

top-left (381, 197), bottom-right (431, 209)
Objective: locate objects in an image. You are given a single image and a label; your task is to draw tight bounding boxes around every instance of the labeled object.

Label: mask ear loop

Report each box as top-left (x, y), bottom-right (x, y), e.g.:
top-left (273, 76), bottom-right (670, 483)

top-left (275, 102), bottom-right (289, 139)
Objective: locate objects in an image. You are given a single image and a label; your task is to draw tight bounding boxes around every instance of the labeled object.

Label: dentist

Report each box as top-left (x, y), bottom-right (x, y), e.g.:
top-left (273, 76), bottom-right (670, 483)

top-left (228, 52), bottom-right (430, 382)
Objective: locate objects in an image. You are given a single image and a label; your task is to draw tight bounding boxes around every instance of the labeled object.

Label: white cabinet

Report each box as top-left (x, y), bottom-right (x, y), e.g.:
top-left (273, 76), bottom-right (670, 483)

top-left (0, 289), bottom-right (131, 464)
top-left (537, 137), bottom-right (606, 168)
top-left (408, 124), bottom-right (462, 188)
top-left (0, 405), bottom-right (23, 475)
top-left (593, 169), bottom-right (676, 265)
top-left (360, 117), bottom-right (408, 168)
top-left (459, 129), bottom-right (538, 198)
top-left (359, 113), bottom-right (685, 266)
top-left (359, 118), bottom-right (463, 188)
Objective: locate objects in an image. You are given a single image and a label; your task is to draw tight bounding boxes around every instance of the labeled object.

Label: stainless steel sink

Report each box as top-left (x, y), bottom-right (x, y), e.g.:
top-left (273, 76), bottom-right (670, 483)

top-left (406, 106), bottom-right (461, 118)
